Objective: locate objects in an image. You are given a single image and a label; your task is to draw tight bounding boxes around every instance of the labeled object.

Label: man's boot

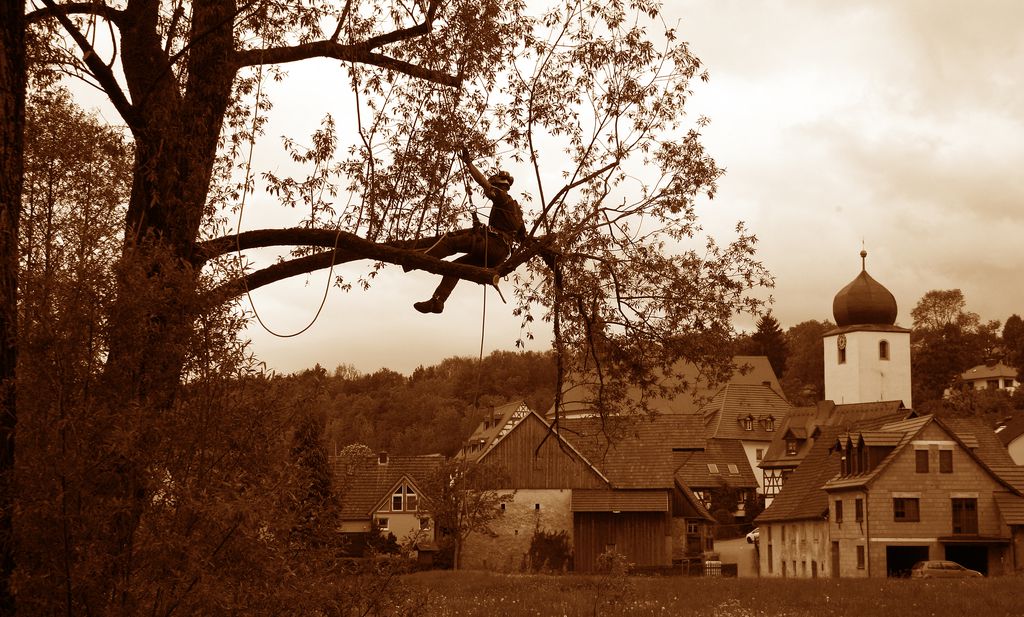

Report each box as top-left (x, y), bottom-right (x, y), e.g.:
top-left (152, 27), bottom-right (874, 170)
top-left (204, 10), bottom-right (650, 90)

top-left (413, 296), bottom-right (445, 314)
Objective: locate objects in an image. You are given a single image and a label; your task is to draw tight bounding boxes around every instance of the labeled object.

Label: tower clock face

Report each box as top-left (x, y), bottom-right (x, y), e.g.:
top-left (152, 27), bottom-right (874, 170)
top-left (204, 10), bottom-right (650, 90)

top-left (837, 334), bottom-right (847, 350)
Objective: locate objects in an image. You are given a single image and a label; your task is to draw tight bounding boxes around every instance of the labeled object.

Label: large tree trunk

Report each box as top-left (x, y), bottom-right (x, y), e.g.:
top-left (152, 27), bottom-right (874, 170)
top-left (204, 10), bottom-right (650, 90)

top-left (90, 2), bottom-right (237, 609)
top-left (0, 0), bottom-right (24, 613)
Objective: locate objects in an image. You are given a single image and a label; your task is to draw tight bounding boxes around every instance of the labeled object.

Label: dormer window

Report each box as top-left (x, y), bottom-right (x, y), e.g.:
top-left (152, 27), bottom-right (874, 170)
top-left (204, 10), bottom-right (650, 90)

top-left (765, 416), bottom-right (775, 432)
top-left (743, 415), bottom-right (754, 431)
top-left (707, 463), bottom-right (720, 474)
top-left (786, 439), bottom-right (798, 455)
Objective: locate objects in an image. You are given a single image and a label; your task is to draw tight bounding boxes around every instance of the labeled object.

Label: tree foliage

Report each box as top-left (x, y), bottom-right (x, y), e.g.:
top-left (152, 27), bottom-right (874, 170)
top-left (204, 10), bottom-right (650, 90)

top-left (739, 312), bottom-right (787, 380)
top-left (779, 320), bottom-right (831, 406)
top-left (15, 0), bottom-right (771, 608)
top-left (423, 459), bottom-right (513, 570)
top-left (910, 289), bottom-right (1000, 404)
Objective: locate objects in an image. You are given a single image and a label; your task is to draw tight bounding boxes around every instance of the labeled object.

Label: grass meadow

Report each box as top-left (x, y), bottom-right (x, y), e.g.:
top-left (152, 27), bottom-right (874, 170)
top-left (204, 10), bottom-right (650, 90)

top-left (401, 570), bottom-right (1024, 616)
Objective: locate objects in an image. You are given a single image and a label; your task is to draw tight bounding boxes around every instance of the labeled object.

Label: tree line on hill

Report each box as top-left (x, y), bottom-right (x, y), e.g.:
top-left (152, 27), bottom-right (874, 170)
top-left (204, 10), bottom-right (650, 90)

top-left (274, 351), bottom-right (557, 457)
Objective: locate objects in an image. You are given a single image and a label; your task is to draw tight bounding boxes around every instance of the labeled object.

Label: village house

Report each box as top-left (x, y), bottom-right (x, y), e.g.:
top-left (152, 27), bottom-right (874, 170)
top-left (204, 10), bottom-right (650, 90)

top-left (952, 361), bottom-right (1019, 395)
top-left (700, 381), bottom-right (793, 495)
top-left (331, 452), bottom-right (443, 552)
top-left (456, 403), bottom-right (715, 572)
top-left (674, 438), bottom-right (760, 521)
top-left (825, 415), bottom-right (1024, 577)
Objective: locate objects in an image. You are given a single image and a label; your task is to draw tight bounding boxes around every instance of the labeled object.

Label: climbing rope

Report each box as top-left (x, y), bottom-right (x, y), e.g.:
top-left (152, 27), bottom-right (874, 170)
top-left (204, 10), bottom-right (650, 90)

top-left (235, 59), bottom-right (342, 338)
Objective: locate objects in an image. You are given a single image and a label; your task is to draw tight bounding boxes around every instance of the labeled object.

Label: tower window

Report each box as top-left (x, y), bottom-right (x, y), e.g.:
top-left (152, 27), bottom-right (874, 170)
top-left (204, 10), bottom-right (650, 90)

top-left (838, 347), bottom-right (846, 364)
top-left (879, 340), bottom-right (889, 360)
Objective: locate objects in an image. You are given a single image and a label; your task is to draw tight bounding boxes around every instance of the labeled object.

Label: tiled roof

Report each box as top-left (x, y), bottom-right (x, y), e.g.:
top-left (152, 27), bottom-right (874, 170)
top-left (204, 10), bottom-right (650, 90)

top-left (960, 362), bottom-right (1018, 382)
top-left (701, 383), bottom-right (793, 441)
top-left (558, 414), bottom-right (704, 489)
top-left (995, 415), bottom-right (1024, 446)
top-left (994, 491), bottom-right (1024, 525)
top-left (756, 427), bottom-right (845, 523)
top-left (554, 355), bottom-right (784, 418)
top-left (331, 453), bottom-right (444, 520)
top-left (762, 399), bottom-right (912, 469)
top-left (571, 489), bottom-right (669, 512)
top-left (674, 439), bottom-right (759, 489)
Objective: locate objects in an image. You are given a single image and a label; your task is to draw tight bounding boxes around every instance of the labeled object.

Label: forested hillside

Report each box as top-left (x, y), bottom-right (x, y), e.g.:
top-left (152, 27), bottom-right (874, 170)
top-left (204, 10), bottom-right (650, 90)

top-left (276, 351), bottom-right (556, 457)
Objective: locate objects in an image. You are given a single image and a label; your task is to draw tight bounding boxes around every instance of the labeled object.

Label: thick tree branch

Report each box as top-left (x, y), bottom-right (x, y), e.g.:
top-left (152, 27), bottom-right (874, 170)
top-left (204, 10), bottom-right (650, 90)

top-left (233, 42), bottom-right (460, 88)
top-left (361, 0), bottom-right (438, 49)
top-left (199, 227), bottom-right (511, 303)
top-left (26, 1), bottom-right (124, 26)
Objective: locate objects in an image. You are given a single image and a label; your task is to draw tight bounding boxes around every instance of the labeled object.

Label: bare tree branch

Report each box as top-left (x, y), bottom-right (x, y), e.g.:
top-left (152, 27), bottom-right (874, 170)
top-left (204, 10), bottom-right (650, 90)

top-left (37, 0), bottom-right (140, 130)
top-left (233, 43), bottom-right (460, 87)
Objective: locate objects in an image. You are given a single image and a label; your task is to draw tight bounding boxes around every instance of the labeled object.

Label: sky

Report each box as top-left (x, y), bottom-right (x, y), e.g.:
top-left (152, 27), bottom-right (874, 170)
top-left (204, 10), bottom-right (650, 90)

top-left (205, 1), bottom-right (1024, 376)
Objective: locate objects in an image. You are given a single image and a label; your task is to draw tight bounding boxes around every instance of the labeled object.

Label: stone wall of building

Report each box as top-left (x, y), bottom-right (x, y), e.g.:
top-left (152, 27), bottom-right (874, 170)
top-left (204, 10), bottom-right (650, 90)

top-left (760, 520), bottom-right (830, 578)
top-left (460, 489), bottom-right (573, 571)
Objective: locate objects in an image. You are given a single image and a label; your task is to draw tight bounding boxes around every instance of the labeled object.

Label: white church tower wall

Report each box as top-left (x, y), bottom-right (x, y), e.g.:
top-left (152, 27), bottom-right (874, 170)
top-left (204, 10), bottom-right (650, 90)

top-left (822, 250), bottom-right (913, 408)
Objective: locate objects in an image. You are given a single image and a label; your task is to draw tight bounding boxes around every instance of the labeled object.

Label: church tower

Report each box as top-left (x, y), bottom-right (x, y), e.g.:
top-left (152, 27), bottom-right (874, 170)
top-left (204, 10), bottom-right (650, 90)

top-left (823, 250), bottom-right (912, 407)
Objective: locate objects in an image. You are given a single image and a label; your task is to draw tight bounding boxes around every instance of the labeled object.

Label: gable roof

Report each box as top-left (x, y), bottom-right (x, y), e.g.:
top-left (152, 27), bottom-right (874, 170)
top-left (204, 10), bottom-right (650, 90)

top-left (822, 416), bottom-right (931, 491)
top-left (332, 453), bottom-right (445, 520)
top-left (756, 426), bottom-right (846, 523)
top-left (555, 355), bottom-right (784, 418)
top-left (701, 383), bottom-right (793, 441)
top-left (474, 406), bottom-right (611, 488)
top-left (674, 439), bottom-right (759, 490)
top-left (558, 414), bottom-right (704, 489)
top-left (460, 400), bottom-right (533, 460)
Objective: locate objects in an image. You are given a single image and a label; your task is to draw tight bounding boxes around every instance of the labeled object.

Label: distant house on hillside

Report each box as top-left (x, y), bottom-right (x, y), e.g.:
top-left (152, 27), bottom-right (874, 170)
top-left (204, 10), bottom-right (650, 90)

top-left (331, 452), bottom-right (443, 552)
top-left (949, 361), bottom-right (1019, 396)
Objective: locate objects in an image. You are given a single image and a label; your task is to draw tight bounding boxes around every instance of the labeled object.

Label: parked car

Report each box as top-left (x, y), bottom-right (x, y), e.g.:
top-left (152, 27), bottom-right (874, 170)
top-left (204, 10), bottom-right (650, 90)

top-left (745, 528), bottom-right (760, 544)
top-left (910, 560), bottom-right (982, 578)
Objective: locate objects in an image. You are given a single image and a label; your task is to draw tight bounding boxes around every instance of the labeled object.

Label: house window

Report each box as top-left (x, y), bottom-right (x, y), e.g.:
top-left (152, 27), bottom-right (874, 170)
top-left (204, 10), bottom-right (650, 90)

top-left (743, 416), bottom-right (754, 431)
top-left (756, 448), bottom-right (764, 461)
top-left (939, 449), bottom-right (953, 473)
top-left (915, 449), bottom-right (929, 473)
top-left (377, 517), bottom-right (389, 531)
top-left (500, 502), bottom-right (506, 511)
top-left (987, 379), bottom-right (999, 389)
top-left (786, 439), bottom-right (798, 455)
top-left (535, 503), bottom-right (541, 510)
top-left (728, 464), bottom-right (739, 475)
top-left (879, 340), bottom-right (889, 360)
top-left (765, 417), bottom-right (775, 432)
top-left (707, 463), bottom-right (720, 474)
top-left (855, 498), bottom-right (863, 522)
top-left (856, 545), bottom-right (865, 569)
top-left (834, 499), bottom-right (843, 523)
top-left (687, 521), bottom-right (699, 534)
top-left (952, 498), bottom-right (978, 534)
top-left (406, 488), bottom-right (417, 512)
top-left (392, 488), bottom-right (404, 511)
top-left (893, 497), bottom-right (920, 522)
top-left (420, 517), bottom-right (431, 530)
top-left (1005, 379), bottom-right (1015, 388)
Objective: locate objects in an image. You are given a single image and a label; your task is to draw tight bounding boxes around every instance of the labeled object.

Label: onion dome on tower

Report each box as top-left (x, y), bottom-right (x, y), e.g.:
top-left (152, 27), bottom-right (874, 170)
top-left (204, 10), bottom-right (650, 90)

top-left (832, 250), bottom-right (898, 327)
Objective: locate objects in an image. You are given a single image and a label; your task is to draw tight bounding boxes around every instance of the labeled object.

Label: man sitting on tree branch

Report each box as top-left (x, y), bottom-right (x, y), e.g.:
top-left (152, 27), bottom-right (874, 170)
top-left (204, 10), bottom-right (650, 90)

top-left (412, 149), bottom-right (527, 314)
